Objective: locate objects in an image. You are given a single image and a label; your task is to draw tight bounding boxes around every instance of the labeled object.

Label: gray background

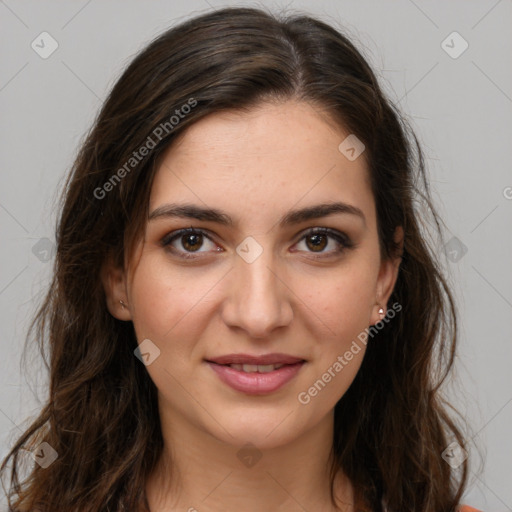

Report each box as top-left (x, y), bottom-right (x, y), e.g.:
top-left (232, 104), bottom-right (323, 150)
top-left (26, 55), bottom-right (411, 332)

top-left (1, 0), bottom-right (511, 509)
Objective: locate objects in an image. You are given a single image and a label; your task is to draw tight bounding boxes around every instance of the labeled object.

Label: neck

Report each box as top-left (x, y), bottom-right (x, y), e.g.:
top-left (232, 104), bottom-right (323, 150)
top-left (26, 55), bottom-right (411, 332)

top-left (145, 405), bottom-right (353, 512)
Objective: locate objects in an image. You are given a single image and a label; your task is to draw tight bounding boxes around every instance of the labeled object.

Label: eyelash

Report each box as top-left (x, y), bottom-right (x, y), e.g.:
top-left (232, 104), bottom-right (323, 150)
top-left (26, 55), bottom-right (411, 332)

top-left (161, 227), bottom-right (355, 261)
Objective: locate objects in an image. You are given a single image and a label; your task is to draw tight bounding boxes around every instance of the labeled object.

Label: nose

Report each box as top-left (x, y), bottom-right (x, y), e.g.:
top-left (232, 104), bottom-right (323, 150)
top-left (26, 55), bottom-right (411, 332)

top-left (221, 246), bottom-right (294, 339)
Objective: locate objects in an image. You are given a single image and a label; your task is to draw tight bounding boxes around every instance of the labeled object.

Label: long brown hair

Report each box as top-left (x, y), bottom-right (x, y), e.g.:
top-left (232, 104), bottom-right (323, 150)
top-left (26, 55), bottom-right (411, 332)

top-left (1, 7), bottom-right (472, 511)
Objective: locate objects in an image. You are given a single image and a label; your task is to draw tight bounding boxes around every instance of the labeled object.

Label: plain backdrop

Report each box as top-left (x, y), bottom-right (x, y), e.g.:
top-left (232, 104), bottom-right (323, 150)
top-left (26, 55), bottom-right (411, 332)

top-left (1, 1), bottom-right (511, 510)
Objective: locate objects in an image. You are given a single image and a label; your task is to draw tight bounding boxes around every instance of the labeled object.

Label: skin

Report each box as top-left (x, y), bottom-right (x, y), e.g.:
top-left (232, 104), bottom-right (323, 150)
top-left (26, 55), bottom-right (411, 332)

top-left (103, 100), bottom-right (403, 511)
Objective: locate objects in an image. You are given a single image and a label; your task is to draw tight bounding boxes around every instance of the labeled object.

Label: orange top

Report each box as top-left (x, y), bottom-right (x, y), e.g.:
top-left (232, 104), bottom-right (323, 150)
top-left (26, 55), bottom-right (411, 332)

top-left (459, 506), bottom-right (483, 512)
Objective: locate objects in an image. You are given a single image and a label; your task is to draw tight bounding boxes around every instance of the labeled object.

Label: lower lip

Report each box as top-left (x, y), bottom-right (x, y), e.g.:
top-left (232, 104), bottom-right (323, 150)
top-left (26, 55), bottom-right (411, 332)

top-left (207, 362), bottom-right (305, 395)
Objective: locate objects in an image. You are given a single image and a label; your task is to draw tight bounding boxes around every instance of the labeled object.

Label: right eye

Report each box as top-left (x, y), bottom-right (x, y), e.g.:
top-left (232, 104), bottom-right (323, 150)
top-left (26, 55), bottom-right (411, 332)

top-left (161, 227), bottom-right (223, 259)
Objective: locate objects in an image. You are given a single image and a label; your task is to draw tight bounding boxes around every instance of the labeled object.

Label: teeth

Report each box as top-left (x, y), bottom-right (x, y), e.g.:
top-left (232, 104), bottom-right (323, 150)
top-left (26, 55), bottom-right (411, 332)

top-left (228, 363), bottom-right (284, 373)
top-left (256, 364), bottom-right (279, 373)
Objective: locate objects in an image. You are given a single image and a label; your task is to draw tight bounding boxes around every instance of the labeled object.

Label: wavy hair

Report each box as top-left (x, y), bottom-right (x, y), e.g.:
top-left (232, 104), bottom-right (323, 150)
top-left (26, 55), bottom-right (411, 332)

top-left (1, 7), bottom-right (471, 511)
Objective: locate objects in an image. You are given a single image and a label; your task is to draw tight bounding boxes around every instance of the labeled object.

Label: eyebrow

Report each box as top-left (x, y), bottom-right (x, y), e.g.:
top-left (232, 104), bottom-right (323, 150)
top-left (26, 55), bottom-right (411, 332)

top-left (148, 201), bottom-right (366, 228)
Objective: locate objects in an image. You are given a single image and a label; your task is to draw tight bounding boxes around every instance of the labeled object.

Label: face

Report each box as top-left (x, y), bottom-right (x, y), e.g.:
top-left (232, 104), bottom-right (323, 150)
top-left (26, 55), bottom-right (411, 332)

top-left (104, 100), bottom-right (401, 450)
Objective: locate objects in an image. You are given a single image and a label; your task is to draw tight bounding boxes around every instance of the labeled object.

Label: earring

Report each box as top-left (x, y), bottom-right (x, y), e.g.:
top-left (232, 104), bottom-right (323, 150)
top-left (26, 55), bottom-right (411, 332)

top-left (120, 300), bottom-right (127, 309)
top-left (378, 306), bottom-right (385, 318)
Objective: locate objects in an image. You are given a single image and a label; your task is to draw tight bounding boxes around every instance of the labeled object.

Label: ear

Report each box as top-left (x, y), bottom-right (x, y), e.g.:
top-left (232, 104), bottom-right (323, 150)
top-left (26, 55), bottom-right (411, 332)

top-left (101, 252), bottom-right (132, 321)
top-left (371, 226), bottom-right (404, 324)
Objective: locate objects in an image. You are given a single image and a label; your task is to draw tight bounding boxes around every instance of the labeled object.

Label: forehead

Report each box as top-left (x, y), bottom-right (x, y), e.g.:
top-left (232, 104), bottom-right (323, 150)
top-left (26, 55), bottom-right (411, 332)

top-left (150, 101), bottom-right (375, 230)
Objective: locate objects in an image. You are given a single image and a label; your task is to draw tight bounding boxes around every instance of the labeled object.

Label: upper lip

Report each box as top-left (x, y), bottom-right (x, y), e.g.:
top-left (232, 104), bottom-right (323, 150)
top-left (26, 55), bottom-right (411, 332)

top-left (206, 353), bottom-right (305, 365)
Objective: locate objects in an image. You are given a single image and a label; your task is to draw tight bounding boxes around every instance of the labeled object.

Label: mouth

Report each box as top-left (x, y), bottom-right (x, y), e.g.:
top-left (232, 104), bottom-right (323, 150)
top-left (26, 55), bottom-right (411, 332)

top-left (206, 353), bottom-right (305, 366)
top-left (216, 362), bottom-right (289, 373)
top-left (205, 354), bottom-right (306, 395)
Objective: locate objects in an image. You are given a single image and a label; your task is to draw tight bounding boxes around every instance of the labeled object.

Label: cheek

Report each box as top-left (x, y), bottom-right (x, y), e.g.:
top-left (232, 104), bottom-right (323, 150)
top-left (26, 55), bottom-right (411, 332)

top-left (129, 267), bottom-right (172, 341)
top-left (293, 261), bottom-right (376, 397)
top-left (128, 252), bottom-right (221, 361)
top-left (128, 253), bottom-right (186, 344)
top-left (298, 261), bottom-right (377, 335)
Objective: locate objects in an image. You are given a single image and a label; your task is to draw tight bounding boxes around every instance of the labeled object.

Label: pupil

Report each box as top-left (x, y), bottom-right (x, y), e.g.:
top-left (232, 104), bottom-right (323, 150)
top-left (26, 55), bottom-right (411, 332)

top-left (308, 234), bottom-right (326, 252)
top-left (184, 234), bottom-right (202, 251)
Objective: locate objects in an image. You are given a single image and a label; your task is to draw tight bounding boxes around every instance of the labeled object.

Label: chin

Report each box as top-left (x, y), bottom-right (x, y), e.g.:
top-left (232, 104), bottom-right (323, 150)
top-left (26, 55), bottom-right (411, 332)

top-left (207, 408), bottom-right (308, 450)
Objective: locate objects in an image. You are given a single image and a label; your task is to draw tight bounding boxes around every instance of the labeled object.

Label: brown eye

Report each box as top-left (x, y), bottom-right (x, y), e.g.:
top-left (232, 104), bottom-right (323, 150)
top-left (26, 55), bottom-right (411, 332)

top-left (294, 227), bottom-right (354, 258)
top-left (181, 232), bottom-right (203, 252)
top-left (305, 233), bottom-right (328, 252)
top-left (161, 228), bottom-right (221, 259)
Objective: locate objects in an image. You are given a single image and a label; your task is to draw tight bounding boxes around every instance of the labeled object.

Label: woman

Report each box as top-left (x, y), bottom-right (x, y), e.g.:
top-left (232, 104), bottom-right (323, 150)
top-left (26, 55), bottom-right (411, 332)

top-left (1, 6), bottom-right (481, 512)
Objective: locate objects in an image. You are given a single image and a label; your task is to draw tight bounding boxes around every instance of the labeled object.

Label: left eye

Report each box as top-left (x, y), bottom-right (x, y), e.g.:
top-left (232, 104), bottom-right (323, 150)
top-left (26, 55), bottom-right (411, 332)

top-left (161, 227), bottom-right (352, 259)
top-left (294, 227), bottom-right (351, 256)
top-left (161, 228), bottom-right (220, 258)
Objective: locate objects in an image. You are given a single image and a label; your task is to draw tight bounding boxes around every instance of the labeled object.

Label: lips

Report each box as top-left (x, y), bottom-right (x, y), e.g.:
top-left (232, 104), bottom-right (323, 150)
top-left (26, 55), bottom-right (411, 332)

top-left (205, 353), bottom-right (306, 395)
top-left (206, 353), bottom-right (305, 366)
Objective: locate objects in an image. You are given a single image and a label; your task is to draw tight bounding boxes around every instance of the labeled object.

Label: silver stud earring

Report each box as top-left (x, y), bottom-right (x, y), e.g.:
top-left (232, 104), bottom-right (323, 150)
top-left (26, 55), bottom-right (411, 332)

top-left (378, 306), bottom-right (385, 317)
top-left (120, 300), bottom-right (127, 309)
